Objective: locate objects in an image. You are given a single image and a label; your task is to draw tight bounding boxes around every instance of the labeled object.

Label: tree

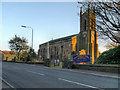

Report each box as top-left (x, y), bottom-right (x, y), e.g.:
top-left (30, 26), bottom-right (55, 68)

top-left (8, 35), bottom-right (29, 60)
top-left (28, 47), bottom-right (37, 57)
top-left (78, 1), bottom-right (120, 44)
top-left (95, 45), bottom-right (120, 64)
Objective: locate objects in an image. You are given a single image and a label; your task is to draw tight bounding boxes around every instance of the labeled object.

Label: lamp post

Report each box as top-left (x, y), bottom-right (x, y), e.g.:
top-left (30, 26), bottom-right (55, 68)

top-left (21, 25), bottom-right (33, 49)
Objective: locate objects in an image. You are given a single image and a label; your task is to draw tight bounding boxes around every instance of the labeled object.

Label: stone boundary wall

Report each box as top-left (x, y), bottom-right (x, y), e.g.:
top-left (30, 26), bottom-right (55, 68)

top-left (72, 64), bottom-right (120, 73)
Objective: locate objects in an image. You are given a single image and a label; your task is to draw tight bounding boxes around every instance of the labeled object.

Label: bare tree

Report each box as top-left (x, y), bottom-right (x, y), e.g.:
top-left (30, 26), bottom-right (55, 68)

top-left (105, 42), bottom-right (120, 49)
top-left (78, 1), bottom-right (120, 43)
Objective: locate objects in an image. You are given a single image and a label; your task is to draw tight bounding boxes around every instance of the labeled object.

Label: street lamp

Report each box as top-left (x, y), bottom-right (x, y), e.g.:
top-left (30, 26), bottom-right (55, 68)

top-left (21, 25), bottom-right (33, 49)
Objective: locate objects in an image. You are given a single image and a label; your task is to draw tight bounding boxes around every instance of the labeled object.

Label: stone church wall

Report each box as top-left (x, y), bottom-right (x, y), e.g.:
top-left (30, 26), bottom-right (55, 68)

top-left (38, 37), bottom-right (73, 61)
top-left (38, 6), bottom-right (99, 64)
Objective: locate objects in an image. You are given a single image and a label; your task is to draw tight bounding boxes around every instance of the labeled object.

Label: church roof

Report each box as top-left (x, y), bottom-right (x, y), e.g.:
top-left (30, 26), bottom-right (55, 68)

top-left (49, 34), bottom-right (78, 43)
top-left (40, 34), bottom-right (78, 46)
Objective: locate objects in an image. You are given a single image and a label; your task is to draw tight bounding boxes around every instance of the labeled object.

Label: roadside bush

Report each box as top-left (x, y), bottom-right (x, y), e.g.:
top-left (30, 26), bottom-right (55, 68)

top-left (95, 45), bottom-right (120, 64)
top-left (44, 59), bottom-right (50, 66)
top-left (62, 58), bottom-right (68, 68)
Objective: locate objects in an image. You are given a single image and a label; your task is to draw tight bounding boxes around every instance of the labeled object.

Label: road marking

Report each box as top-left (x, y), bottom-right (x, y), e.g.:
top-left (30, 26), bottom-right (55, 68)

top-left (27, 70), bottom-right (44, 76)
top-left (43, 67), bottom-right (119, 79)
top-left (31, 65), bottom-right (36, 66)
top-left (0, 77), bottom-right (14, 88)
top-left (2, 78), bottom-right (15, 88)
top-left (44, 67), bottom-right (50, 69)
top-left (58, 78), bottom-right (99, 89)
top-left (66, 70), bottom-right (120, 79)
top-left (54, 68), bottom-right (120, 79)
top-left (79, 72), bottom-right (120, 79)
top-left (67, 69), bottom-right (73, 71)
top-left (15, 63), bottom-right (18, 64)
top-left (24, 64), bottom-right (119, 79)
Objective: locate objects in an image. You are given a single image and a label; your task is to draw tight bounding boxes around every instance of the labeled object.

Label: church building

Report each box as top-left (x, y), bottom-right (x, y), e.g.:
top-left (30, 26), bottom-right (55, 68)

top-left (38, 6), bottom-right (99, 64)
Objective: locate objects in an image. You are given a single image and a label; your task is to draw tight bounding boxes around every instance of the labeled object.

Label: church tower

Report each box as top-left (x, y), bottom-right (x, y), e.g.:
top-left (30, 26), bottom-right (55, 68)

top-left (77, 5), bottom-right (99, 64)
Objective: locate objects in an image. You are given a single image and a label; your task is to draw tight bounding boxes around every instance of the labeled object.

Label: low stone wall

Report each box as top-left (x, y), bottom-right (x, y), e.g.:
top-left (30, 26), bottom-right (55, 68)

top-left (27, 61), bottom-right (44, 64)
top-left (72, 64), bottom-right (120, 73)
top-left (3, 60), bottom-right (44, 64)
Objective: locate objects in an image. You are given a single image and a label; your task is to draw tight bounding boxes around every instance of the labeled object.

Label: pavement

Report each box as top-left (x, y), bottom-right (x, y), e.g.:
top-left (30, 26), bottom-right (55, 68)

top-left (2, 62), bottom-right (120, 89)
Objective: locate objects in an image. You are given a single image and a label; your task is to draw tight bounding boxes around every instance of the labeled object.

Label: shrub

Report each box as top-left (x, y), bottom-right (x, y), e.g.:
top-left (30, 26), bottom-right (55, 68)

top-left (95, 45), bottom-right (120, 64)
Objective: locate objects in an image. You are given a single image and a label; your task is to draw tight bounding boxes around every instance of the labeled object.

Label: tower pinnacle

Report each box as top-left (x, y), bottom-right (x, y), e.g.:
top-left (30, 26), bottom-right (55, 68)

top-left (88, 4), bottom-right (90, 13)
top-left (80, 7), bottom-right (83, 15)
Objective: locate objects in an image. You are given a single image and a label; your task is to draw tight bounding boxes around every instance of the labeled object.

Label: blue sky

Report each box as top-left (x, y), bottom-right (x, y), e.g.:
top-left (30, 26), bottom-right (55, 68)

top-left (1, 2), bottom-right (107, 53)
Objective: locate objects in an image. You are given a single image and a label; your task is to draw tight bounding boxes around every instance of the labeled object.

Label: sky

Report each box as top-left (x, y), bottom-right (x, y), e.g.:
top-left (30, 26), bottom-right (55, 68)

top-left (1, 2), bottom-right (108, 53)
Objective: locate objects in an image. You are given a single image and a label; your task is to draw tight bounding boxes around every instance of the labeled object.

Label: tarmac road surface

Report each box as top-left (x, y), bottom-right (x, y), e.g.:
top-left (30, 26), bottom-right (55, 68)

top-left (2, 62), bottom-right (120, 89)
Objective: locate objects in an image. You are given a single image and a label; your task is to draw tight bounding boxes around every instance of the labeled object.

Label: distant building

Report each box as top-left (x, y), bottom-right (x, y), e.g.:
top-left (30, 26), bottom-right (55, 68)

top-left (1, 51), bottom-right (17, 61)
top-left (0, 51), bottom-right (4, 61)
top-left (38, 6), bottom-right (99, 64)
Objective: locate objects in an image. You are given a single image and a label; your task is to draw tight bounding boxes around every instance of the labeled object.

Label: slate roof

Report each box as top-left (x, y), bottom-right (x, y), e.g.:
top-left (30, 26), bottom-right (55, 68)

top-left (40, 34), bottom-right (78, 46)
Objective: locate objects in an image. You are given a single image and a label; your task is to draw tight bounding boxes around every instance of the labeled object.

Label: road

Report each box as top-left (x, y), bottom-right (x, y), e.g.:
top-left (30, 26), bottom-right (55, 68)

top-left (2, 62), bottom-right (119, 89)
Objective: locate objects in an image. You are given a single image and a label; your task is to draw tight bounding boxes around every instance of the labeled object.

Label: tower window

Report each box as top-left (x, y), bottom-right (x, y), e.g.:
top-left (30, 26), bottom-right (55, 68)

top-left (84, 20), bottom-right (86, 31)
top-left (91, 19), bottom-right (94, 30)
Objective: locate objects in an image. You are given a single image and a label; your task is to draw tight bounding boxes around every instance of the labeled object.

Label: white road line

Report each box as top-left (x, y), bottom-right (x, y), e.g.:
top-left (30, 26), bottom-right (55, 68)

top-left (1, 78), bottom-right (14, 88)
top-left (27, 70), bottom-right (44, 76)
top-left (26, 65), bottom-right (119, 79)
top-left (58, 78), bottom-right (99, 89)
top-left (31, 65), bottom-right (36, 66)
top-left (56, 68), bottom-right (120, 79)
top-left (68, 69), bottom-right (73, 71)
top-left (44, 67), bottom-right (50, 69)
top-left (15, 63), bottom-right (18, 64)
top-left (80, 72), bottom-right (120, 79)
top-left (43, 67), bottom-right (119, 79)
top-left (68, 70), bottom-right (120, 79)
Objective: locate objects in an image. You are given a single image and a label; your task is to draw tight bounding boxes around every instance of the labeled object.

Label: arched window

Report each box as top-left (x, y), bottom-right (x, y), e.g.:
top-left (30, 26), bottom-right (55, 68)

top-left (84, 20), bottom-right (86, 31)
top-left (43, 48), bottom-right (45, 57)
top-left (54, 46), bottom-right (56, 59)
top-left (91, 19), bottom-right (94, 30)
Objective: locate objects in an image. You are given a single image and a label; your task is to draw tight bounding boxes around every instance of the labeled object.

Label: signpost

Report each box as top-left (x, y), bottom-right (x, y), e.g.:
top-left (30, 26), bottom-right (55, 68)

top-left (73, 55), bottom-right (90, 64)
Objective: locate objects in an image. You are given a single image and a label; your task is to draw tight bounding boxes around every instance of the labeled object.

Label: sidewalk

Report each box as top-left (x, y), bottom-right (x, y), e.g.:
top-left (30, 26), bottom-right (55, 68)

top-left (51, 65), bottom-right (62, 68)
